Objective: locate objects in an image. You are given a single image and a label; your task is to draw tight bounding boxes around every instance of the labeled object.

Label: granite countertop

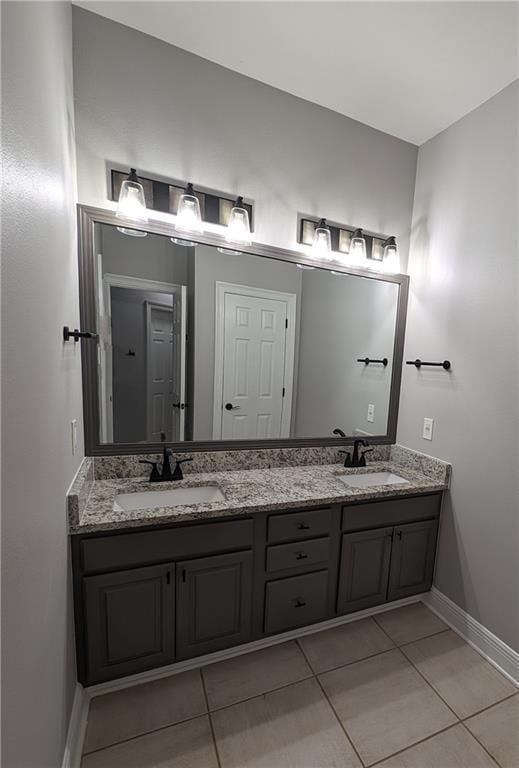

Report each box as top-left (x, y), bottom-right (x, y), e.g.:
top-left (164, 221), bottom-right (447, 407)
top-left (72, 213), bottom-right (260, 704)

top-left (68, 458), bottom-right (450, 535)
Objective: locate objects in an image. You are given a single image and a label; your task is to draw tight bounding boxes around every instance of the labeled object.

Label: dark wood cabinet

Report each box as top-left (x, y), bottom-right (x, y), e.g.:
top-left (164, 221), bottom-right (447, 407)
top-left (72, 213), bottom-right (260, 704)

top-left (83, 563), bottom-right (175, 684)
top-left (337, 528), bottom-right (393, 613)
top-left (176, 550), bottom-right (253, 659)
top-left (388, 519), bottom-right (438, 600)
top-left (73, 492), bottom-right (442, 686)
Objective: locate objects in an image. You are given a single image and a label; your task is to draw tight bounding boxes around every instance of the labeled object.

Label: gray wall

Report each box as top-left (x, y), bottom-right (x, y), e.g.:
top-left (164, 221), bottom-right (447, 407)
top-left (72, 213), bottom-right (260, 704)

top-left (397, 81), bottom-right (519, 650)
top-left (294, 273), bottom-right (397, 437)
top-left (1, 2), bottom-right (83, 765)
top-left (193, 245), bottom-right (302, 439)
top-left (72, 7), bottom-right (417, 262)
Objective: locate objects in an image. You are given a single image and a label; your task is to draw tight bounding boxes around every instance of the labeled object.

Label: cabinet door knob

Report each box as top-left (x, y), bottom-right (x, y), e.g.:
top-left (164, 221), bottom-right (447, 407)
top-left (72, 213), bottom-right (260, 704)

top-left (295, 552), bottom-right (308, 560)
top-left (297, 523), bottom-right (310, 530)
top-left (294, 598), bottom-right (307, 608)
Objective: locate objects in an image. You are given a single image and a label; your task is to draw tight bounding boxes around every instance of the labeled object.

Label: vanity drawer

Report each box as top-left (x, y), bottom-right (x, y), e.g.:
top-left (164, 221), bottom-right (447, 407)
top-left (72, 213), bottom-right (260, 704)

top-left (266, 537), bottom-right (330, 573)
top-left (342, 494), bottom-right (441, 532)
top-left (264, 570), bottom-right (328, 634)
top-left (80, 519), bottom-right (253, 574)
top-left (267, 508), bottom-right (331, 543)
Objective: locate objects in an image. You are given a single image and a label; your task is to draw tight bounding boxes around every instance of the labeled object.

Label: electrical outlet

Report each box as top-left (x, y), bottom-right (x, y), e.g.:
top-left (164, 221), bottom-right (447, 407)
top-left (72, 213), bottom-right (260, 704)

top-left (71, 419), bottom-right (78, 455)
top-left (422, 417), bottom-right (434, 441)
top-left (367, 404), bottom-right (375, 423)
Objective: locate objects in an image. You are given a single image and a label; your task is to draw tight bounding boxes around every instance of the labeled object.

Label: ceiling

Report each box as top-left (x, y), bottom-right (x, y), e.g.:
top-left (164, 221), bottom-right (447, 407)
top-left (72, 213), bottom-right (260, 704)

top-left (74, 1), bottom-right (519, 145)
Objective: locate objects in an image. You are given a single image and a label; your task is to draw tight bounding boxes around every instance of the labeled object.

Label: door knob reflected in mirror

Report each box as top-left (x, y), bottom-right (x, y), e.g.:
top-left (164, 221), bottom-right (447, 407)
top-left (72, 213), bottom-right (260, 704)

top-left (225, 403), bottom-right (241, 411)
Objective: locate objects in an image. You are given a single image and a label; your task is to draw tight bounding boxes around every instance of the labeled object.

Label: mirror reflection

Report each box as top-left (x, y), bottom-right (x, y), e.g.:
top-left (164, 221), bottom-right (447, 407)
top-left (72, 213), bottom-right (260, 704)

top-left (94, 224), bottom-right (398, 444)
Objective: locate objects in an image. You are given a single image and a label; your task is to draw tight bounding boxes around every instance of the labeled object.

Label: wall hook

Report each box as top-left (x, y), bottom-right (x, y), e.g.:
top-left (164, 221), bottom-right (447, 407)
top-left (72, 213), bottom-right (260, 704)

top-left (63, 326), bottom-right (98, 343)
top-left (357, 357), bottom-right (388, 366)
top-left (406, 359), bottom-right (451, 370)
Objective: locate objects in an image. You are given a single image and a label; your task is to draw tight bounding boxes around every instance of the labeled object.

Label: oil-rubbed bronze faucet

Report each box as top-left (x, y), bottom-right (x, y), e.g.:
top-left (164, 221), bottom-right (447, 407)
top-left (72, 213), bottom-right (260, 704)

top-left (339, 439), bottom-right (374, 468)
top-left (140, 447), bottom-right (193, 482)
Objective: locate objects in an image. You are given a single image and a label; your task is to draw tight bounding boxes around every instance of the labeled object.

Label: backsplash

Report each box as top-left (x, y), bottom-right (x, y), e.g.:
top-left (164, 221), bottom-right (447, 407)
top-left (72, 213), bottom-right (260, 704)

top-left (93, 444), bottom-right (391, 480)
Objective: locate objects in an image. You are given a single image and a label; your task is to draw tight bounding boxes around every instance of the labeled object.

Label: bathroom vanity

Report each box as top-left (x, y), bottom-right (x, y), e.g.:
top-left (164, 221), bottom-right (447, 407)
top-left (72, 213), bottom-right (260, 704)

top-left (69, 459), bottom-right (447, 686)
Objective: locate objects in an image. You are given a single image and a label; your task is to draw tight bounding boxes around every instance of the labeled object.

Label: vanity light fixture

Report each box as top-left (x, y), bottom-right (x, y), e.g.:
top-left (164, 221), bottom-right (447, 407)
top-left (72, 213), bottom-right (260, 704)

top-left (217, 195), bottom-right (251, 256)
top-left (382, 236), bottom-right (400, 273)
top-left (349, 229), bottom-right (367, 264)
top-left (312, 218), bottom-right (332, 259)
top-left (116, 168), bottom-right (148, 237)
top-left (171, 182), bottom-right (203, 246)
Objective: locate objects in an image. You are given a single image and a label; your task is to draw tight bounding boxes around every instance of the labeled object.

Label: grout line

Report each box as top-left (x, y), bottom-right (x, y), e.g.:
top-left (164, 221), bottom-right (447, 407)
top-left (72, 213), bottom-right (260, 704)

top-left (461, 691), bottom-right (519, 722)
top-left (82, 712), bottom-right (211, 757)
top-left (296, 639), bottom-right (367, 768)
top-left (206, 672), bottom-right (315, 715)
top-left (200, 668), bottom-right (223, 768)
top-left (459, 721), bottom-right (502, 768)
top-left (366, 722), bottom-right (463, 767)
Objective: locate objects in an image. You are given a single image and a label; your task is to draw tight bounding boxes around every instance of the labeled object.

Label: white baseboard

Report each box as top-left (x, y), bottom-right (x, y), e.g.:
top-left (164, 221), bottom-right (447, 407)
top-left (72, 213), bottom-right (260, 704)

top-left (62, 683), bottom-right (89, 768)
top-left (86, 593), bottom-right (425, 698)
top-left (423, 587), bottom-right (519, 685)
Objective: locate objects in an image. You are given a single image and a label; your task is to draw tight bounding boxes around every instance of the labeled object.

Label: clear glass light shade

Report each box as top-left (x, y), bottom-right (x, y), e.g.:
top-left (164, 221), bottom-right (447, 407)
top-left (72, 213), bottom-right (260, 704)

top-left (116, 170), bottom-right (147, 222)
top-left (383, 237), bottom-right (400, 273)
top-left (176, 184), bottom-right (203, 235)
top-left (116, 169), bottom-right (148, 236)
top-left (226, 198), bottom-right (251, 246)
top-left (312, 219), bottom-right (332, 259)
top-left (349, 230), bottom-right (367, 265)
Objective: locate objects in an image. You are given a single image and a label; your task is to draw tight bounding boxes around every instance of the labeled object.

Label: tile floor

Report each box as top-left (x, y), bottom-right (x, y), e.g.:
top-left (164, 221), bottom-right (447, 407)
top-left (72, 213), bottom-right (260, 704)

top-left (81, 602), bottom-right (518, 768)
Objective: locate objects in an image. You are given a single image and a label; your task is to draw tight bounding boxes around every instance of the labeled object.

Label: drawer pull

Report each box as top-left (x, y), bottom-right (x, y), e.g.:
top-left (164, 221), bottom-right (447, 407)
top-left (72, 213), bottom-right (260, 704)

top-left (294, 598), bottom-right (307, 608)
top-left (297, 523), bottom-right (310, 530)
top-left (295, 552), bottom-right (308, 560)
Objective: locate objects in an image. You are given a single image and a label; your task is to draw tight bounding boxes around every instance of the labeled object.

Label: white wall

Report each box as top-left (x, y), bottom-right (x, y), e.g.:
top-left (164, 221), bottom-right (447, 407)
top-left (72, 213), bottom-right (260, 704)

top-left (72, 7), bottom-right (417, 262)
top-left (398, 82), bottom-right (519, 651)
top-left (1, 2), bottom-right (83, 765)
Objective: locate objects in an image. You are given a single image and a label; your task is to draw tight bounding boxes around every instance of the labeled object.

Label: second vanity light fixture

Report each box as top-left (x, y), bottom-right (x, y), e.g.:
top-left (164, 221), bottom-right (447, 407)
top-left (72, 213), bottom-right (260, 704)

top-left (171, 182), bottom-right (203, 247)
top-left (300, 217), bottom-right (400, 273)
top-left (218, 196), bottom-right (252, 256)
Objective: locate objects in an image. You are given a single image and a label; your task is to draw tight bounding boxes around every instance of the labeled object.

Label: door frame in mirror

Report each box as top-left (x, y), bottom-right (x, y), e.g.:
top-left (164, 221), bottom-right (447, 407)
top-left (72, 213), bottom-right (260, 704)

top-left (78, 205), bottom-right (409, 455)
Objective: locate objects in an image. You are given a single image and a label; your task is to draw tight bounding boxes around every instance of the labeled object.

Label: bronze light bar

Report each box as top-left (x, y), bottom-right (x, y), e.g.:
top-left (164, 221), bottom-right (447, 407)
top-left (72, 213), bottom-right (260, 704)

top-left (110, 169), bottom-right (254, 231)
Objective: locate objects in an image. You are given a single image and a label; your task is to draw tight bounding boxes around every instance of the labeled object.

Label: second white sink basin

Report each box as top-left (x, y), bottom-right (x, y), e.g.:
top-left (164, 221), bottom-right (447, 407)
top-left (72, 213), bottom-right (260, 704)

top-left (338, 471), bottom-right (410, 489)
top-left (113, 486), bottom-right (225, 512)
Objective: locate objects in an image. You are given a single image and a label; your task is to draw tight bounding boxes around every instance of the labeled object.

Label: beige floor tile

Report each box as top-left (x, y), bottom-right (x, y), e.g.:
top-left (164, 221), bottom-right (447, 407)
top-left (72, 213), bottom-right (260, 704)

top-left (401, 630), bottom-right (517, 719)
top-left (319, 647), bottom-right (457, 766)
top-left (81, 715), bottom-right (218, 768)
top-left (83, 670), bottom-right (206, 753)
top-left (299, 617), bottom-right (394, 674)
top-left (377, 724), bottom-right (498, 768)
top-left (374, 602), bottom-right (448, 645)
top-left (211, 676), bottom-right (361, 768)
top-left (202, 640), bottom-right (312, 710)
top-left (466, 694), bottom-right (519, 768)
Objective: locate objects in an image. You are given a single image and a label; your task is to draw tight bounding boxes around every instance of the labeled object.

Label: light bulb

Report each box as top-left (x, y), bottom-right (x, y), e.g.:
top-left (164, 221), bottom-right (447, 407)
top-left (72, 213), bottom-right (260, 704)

top-left (116, 168), bottom-right (148, 237)
top-left (382, 236), bottom-right (400, 273)
top-left (312, 218), bottom-right (332, 259)
top-left (226, 196), bottom-right (251, 246)
top-left (349, 229), bottom-right (367, 265)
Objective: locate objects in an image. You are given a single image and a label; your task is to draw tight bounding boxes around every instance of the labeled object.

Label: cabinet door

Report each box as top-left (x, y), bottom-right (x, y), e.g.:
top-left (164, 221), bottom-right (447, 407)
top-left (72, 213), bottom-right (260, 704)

top-left (176, 551), bottom-right (253, 659)
top-left (388, 520), bottom-right (438, 600)
top-left (337, 528), bottom-right (393, 614)
top-left (83, 563), bottom-right (174, 684)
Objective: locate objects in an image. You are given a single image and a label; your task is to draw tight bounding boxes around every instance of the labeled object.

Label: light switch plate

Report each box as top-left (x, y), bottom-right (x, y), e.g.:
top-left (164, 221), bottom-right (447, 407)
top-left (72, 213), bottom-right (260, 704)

top-left (422, 417), bottom-right (434, 441)
top-left (367, 404), bottom-right (375, 423)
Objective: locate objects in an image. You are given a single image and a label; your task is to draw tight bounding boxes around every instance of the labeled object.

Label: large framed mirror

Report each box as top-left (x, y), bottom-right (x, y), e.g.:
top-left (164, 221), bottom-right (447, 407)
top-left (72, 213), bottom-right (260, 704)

top-left (78, 206), bottom-right (409, 454)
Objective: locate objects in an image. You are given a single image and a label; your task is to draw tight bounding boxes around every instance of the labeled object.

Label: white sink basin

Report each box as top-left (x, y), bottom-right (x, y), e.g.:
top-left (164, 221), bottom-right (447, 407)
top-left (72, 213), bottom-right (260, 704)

top-left (113, 486), bottom-right (225, 512)
top-left (338, 472), bottom-right (410, 489)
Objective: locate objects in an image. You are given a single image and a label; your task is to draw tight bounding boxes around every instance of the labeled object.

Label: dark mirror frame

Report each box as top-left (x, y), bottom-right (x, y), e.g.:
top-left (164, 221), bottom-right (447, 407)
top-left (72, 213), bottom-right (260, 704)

top-left (78, 205), bottom-right (409, 455)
